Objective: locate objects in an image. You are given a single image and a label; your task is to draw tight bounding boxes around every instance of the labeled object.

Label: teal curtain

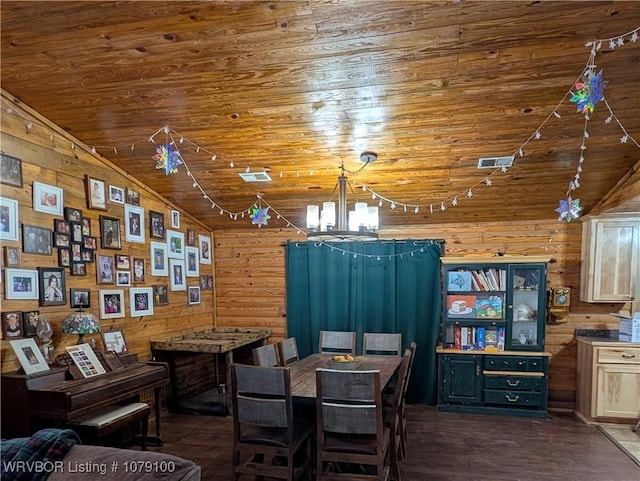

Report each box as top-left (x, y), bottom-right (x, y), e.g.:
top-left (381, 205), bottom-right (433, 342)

top-left (285, 240), bottom-right (442, 404)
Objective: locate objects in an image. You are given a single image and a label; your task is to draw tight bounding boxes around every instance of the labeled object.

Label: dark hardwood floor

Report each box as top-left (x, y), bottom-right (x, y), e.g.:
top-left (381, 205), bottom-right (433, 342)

top-left (148, 404), bottom-right (639, 481)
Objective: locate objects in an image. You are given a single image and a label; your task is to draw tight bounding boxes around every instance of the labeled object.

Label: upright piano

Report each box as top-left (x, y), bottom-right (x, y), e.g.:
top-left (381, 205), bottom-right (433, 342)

top-left (1, 360), bottom-right (168, 439)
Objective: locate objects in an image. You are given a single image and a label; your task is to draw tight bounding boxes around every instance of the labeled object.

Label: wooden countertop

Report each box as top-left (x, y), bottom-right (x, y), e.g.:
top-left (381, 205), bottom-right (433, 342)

top-left (436, 346), bottom-right (551, 356)
top-left (150, 327), bottom-right (271, 353)
top-left (575, 336), bottom-right (640, 347)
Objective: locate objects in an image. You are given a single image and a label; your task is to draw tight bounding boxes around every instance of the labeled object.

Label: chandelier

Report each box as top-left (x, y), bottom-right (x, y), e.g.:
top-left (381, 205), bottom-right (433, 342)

top-left (306, 153), bottom-right (379, 241)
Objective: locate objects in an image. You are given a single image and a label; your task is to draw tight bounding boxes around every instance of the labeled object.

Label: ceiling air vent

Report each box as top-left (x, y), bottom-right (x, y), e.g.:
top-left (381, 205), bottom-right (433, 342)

top-left (477, 156), bottom-right (514, 169)
top-left (238, 172), bottom-right (272, 182)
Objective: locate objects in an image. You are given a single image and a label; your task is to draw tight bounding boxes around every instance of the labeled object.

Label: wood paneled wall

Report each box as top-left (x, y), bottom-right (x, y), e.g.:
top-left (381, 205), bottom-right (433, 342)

top-left (0, 96), bottom-right (215, 373)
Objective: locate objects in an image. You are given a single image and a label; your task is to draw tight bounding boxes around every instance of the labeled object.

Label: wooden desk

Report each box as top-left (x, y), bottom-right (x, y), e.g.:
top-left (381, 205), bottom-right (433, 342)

top-left (288, 354), bottom-right (402, 399)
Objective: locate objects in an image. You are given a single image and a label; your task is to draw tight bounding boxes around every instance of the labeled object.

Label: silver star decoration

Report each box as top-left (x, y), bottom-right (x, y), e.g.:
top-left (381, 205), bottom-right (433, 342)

top-left (620, 134), bottom-right (629, 143)
top-left (485, 178), bottom-right (492, 186)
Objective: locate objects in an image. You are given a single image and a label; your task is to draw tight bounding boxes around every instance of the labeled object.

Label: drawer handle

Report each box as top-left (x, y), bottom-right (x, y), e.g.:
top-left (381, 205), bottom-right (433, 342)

top-left (506, 379), bottom-right (520, 387)
top-left (621, 354), bottom-right (636, 359)
top-left (505, 394), bottom-right (520, 402)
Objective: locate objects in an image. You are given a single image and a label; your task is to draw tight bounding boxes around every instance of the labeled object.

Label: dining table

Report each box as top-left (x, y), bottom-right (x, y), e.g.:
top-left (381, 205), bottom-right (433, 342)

top-left (288, 353), bottom-right (402, 399)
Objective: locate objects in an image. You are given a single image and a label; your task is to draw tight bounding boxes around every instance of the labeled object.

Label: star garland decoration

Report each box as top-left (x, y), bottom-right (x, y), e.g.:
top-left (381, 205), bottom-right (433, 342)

top-left (251, 206), bottom-right (271, 227)
top-left (153, 144), bottom-right (182, 175)
top-left (570, 69), bottom-right (608, 115)
top-left (555, 197), bottom-right (583, 223)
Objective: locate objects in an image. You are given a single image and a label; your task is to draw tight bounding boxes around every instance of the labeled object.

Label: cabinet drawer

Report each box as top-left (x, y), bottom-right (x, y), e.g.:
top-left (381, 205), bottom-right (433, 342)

top-left (484, 389), bottom-right (544, 407)
top-left (597, 347), bottom-right (640, 365)
top-left (484, 375), bottom-right (542, 391)
top-left (485, 356), bottom-right (544, 372)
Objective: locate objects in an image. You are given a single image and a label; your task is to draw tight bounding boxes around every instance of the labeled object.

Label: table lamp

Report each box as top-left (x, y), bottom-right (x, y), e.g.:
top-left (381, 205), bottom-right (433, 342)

top-left (61, 310), bottom-right (101, 345)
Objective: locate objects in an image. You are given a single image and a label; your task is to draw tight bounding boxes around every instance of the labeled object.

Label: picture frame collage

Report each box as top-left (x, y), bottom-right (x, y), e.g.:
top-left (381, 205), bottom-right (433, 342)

top-left (54, 207), bottom-right (97, 275)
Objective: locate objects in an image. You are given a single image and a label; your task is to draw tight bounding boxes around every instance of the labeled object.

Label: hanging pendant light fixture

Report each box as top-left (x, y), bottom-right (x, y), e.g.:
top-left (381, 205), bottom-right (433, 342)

top-left (306, 152), bottom-right (379, 241)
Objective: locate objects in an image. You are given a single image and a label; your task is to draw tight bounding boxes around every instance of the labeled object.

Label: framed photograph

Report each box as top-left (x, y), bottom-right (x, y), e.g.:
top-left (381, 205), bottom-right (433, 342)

top-left (53, 232), bottom-right (69, 248)
top-left (130, 287), bottom-right (154, 317)
top-left (116, 270), bottom-right (131, 286)
top-left (10, 338), bottom-right (49, 375)
top-left (70, 222), bottom-right (83, 243)
top-left (70, 262), bottom-right (87, 276)
top-left (0, 153), bottom-right (23, 188)
top-left (70, 288), bottom-right (91, 308)
top-left (4, 246), bottom-right (20, 266)
top-left (115, 255), bottom-right (130, 270)
top-left (96, 254), bottom-right (115, 284)
top-left (102, 330), bottom-right (128, 353)
top-left (85, 175), bottom-right (107, 210)
top-left (58, 248), bottom-right (71, 267)
top-left (186, 246), bottom-right (199, 277)
top-left (99, 289), bottom-right (125, 319)
top-left (149, 211), bottom-right (165, 239)
top-left (23, 311), bottom-right (40, 337)
top-left (83, 236), bottom-right (97, 250)
top-left (0, 197), bottom-right (19, 242)
top-left (150, 241), bottom-right (168, 276)
top-left (169, 259), bottom-right (186, 291)
top-left (108, 185), bottom-right (125, 205)
top-left (199, 234), bottom-right (212, 265)
top-left (23, 225), bottom-right (52, 255)
top-left (124, 204), bottom-right (145, 243)
top-left (33, 182), bottom-right (63, 216)
top-left (171, 210), bottom-right (180, 228)
top-left (126, 187), bottom-right (140, 205)
top-left (188, 286), bottom-right (201, 305)
top-left (153, 284), bottom-right (169, 306)
top-left (5, 269), bottom-right (38, 300)
top-left (2, 311), bottom-right (24, 339)
top-left (132, 257), bottom-right (145, 283)
top-left (71, 243), bottom-right (82, 261)
top-left (187, 229), bottom-right (196, 246)
top-left (64, 207), bottom-right (82, 223)
top-left (200, 275), bottom-right (214, 290)
top-left (81, 249), bottom-right (94, 262)
top-left (65, 344), bottom-right (106, 378)
top-left (167, 229), bottom-right (184, 259)
top-left (37, 267), bottom-right (66, 306)
top-left (53, 219), bottom-right (70, 234)
top-left (99, 215), bottom-right (121, 249)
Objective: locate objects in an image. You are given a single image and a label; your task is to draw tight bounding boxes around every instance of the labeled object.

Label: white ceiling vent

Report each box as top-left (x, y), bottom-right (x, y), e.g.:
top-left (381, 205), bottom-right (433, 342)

top-left (238, 172), bottom-right (272, 182)
top-left (477, 156), bottom-right (514, 169)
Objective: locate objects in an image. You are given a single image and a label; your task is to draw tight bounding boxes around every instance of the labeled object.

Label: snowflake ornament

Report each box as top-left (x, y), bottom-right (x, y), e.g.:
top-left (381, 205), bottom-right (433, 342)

top-left (153, 144), bottom-right (182, 175)
top-left (555, 197), bottom-right (583, 223)
top-left (570, 69), bottom-right (608, 115)
top-left (251, 206), bottom-right (271, 227)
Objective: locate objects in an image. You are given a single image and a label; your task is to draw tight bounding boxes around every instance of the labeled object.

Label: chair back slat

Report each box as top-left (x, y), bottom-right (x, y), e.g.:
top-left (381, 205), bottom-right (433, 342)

top-left (234, 363), bottom-right (286, 395)
top-left (318, 330), bottom-right (356, 355)
top-left (252, 343), bottom-right (280, 367)
top-left (237, 395), bottom-right (288, 428)
top-left (363, 332), bottom-right (402, 356)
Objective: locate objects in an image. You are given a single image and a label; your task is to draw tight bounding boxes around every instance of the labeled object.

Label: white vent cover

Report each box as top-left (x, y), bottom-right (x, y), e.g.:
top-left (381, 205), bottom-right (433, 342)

top-left (238, 172), bottom-right (272, 182)
top-left (477, 156), bottom-right (514, 169)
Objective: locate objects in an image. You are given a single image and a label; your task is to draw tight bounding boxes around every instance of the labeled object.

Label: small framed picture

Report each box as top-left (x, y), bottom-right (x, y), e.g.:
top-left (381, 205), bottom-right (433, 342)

top-left (9, 338), bottom-right (49, 375)
top-left (70, 222), bottom-right (83, 243)
top-left (0, 153), bottom-right (23, 188)
top-left (187, 229), bottom-right (196, 246)
top-left (149, 211), bottom-right (165, 239)
top-left (133, 257), bottom-right (145, 283)
top-left (81, 217), bottom-right (91, 236)
top-left (108, 185), bottom-right (125, 205)
top-left (33, 182), bottom-right (63, 216)
top-left (4, 246), bottom-right (20, 266)
top-left (0, 197), bottom-right (20, 242)
top-left (169, 259), bottom-right (186, 291)
top-left (167, 229), bottom-right (184, 259)
top-left (186, 246), bottom-right (199, 277)
top-left (81, 249), bottom-right (94, 262)
top-left (23, 225), bottom-right (52, 255)
top-left (4, 269), bottom-right (38, 300)
top-left (23, 311), bottom-right (40, 337)
top-left (70, 262), bottom-right (87, 276)
top-left (115, 255), bottom-right (130, 270)
top-left (171, 210), bottom-right (180, 228)
top-left (102, 330), bottom-right (128, 353)
top-left (71, 243), bottom-right (82, 262)
top-left (199, 234), bottom-right (212, 265)
top-left (64, 207), bottom-right (83, 223)
top-left (200, 274), bottom-right (214, 290)
top-left (124, 204), bottom-right (145, 243)
top-left (85, 175), bottom-right (108, 210)
top-left (126, 187), bottom-right (140, 205)
top-left (116, 271), bottom-right (131, 286)
top-left (130, 287), bottom-right (154, 317)
top-left (38, 267), bottom-right (66, 306)
top-left (53, 219), bottom-right (70, 234)
top-left (70, 288), bottom-right (91, 308)
top-left (58, 248), bottom-right (71, 267)
top-left (2, 311), bottom-right (24, 339)
top-left (188, 286), bottom-right (201, 305)
top-left (99, 289), bottom-right (125, 319)
top-left (53, 232), bottom-right (70, 248)
top-left (83, 236), bottom-right (97, 250)
top-left (153, 285), bottom-right (169, 306)
top-left (99, 215), bottom-right (121, 250)
top-left (96, 254), bottom-right (114, 284)
top-left (150, 241), bottom-right (168, 276)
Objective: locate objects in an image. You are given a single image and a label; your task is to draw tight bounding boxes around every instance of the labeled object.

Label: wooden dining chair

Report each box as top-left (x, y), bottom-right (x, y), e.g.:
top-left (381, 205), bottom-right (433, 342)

top-left (278, 337), bottom-right (300, 366)
top-left (252, 343), bottom-right (280, 367)
top-left (318, 330), bottom-right (356, 355)
top-left (398, 342), bottom-right (416, 461)
top-left (363, 333), bottom-right (402, 356)
top-left (383, 348), bottom-right (411, 477)
top-left (315, 368), bottom-right (390, 481)
top-left (230, 363), bottom-right (314, 481)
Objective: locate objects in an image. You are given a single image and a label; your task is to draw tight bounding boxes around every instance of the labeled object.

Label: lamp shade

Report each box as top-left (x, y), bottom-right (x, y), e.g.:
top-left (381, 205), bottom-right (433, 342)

top-left (61, 311), bottom-right (101, 344)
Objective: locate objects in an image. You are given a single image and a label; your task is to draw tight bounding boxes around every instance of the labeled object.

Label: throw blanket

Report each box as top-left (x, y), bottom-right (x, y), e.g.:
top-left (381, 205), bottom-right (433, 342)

top-left (1, 428), bottom-right (80, 481)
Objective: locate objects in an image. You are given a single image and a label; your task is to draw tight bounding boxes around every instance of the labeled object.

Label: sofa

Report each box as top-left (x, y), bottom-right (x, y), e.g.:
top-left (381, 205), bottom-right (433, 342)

top-left (1, 428), bottom-right (201, 481)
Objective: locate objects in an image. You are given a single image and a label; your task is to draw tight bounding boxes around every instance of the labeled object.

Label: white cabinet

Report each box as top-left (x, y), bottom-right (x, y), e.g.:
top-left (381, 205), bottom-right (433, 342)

top-left (580, 215), bottom-right (640, 302)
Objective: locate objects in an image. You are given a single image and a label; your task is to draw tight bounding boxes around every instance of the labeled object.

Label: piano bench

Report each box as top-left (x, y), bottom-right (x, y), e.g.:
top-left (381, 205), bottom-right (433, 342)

top-left (68, 402), bottom-right (151, 451)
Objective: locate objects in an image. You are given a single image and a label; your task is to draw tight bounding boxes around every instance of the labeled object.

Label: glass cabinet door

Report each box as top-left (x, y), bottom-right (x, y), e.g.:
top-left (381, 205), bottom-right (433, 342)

top-left (507, 264), bottom-right (546, 351)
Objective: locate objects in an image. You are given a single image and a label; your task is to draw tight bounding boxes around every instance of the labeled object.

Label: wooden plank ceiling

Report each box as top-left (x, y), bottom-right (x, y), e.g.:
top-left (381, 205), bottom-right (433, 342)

top-left (1, 1), bottom-right (639, 231)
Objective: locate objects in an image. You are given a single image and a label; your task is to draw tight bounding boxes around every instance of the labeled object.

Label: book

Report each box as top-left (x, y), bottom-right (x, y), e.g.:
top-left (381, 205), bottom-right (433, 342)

top-left (497, 327), bottom-right (505, 351)
top-left (447, 295), bottom-right (476, 318)
top-left (476, 326), bottom-right (486, 350)
top-left (447, 271), bottom-right (472, 291)
top-left (475, 294), bottom-right (504, 319)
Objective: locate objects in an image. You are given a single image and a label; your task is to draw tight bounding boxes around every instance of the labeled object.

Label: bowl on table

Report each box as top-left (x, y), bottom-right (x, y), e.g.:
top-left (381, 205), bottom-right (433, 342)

top-left (327, 355), bottom-right (357, 370)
